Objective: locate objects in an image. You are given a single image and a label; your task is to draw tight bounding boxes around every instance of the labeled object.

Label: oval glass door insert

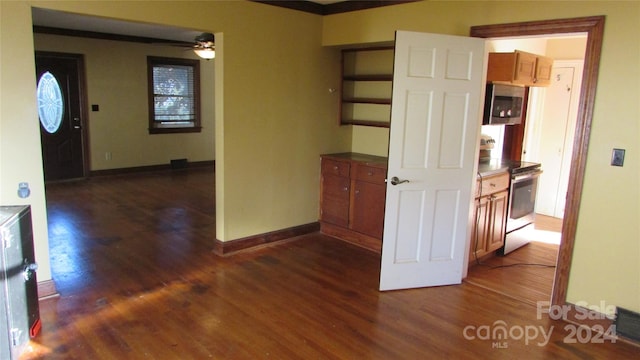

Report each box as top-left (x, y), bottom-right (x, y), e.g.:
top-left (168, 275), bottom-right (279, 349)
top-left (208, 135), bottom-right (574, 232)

top-left (37, 71), bottom-right (64, 133)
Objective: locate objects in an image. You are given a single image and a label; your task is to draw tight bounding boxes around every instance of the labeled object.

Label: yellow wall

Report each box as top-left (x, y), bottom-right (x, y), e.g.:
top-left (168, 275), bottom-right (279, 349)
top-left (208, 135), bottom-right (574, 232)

top-left (1, 1), bottom-right (351, 283)
top-left (33, 34), bottom-right (216, 170)
top-left (0, 2), bottom-right (51, 281)
top-left (324, 1), bottom-right (640, 314)
top-left (351, 125), bottom-right (389, 157)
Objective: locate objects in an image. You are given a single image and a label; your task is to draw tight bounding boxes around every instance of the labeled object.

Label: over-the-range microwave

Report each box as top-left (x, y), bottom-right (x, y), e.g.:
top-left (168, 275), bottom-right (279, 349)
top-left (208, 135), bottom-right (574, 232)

top-left (483, 84), bottom-right (525, 125)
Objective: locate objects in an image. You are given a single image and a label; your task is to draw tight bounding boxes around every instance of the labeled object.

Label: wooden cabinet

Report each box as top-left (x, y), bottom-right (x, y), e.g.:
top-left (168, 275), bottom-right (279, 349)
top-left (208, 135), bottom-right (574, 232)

top-left (319, 159), bottom-right (351, 227)
top-left (487, 50), bottom-right (553, 87)
top-left (340, 47), bottom-right (394, 127)
top-left (533, 55), bottom-right (553, 86)
top-left (320, 153), bottom-right (387, 252)
top-left (469, 171), bottom-right (510, 263)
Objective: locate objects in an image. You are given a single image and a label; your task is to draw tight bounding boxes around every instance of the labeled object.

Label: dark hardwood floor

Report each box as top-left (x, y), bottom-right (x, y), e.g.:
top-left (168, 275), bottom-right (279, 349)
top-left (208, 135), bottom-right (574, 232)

top-left (21, 167), bottom-right (639, 359)
top-left (466, 214), bottom-right (563, 306)
top-left (466, 241), bottom-right (559, 306)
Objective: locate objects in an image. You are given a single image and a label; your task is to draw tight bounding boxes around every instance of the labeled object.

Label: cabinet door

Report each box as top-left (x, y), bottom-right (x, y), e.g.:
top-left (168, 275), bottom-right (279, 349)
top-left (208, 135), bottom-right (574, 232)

top-left (320, 174), bottom-right (350, 227)
top-left (534, 56), bottom-right (554, 86)
top-left (469, 196), bottom-right (490, 260)
top-left (513, 51), bottom-right (537, 84)
top-left (486, 189), bottom-right (509, 252)
top-left (351, 180), bottom-right (386, 238)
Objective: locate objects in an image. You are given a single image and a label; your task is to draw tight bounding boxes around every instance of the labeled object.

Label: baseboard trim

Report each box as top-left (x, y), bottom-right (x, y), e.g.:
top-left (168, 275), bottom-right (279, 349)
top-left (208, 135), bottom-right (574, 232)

top-left (320, 222), bottom-right (382, 253)
top-left (213, 222), bottom-right (320, 256)
top-left (90, 160), bottom-right (214, 177)
top-left (37, 279), bottom-right (59, 300)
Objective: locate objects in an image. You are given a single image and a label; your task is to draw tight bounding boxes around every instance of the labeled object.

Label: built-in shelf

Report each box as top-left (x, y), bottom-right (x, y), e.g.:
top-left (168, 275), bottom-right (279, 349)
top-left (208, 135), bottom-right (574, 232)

top-left (340, 47), bottom-right (394, 127)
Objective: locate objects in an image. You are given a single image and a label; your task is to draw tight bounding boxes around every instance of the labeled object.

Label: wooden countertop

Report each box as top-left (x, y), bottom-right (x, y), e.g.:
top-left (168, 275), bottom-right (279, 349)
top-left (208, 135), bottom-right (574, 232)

top-left (321, 152), bottom-right (388, 168)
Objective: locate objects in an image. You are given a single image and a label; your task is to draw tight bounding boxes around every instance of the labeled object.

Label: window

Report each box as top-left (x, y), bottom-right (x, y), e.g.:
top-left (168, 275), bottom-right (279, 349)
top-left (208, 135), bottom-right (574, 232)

top-left (37, 71), bottom-right (64, 133)
top-left (147, 56), bottom-right (201, 134)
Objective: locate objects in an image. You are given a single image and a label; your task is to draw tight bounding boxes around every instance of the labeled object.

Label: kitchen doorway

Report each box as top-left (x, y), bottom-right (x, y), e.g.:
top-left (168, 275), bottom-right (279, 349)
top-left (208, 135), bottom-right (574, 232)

top-left (469, 16), bottom-right (605, 308)
top-left (466, 43), bottom-right (586, 305)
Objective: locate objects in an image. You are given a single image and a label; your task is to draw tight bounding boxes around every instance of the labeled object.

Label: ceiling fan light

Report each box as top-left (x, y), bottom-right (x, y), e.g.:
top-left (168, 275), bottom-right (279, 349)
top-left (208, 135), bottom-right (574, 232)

top-left (194, 47), bottom-right (215, 60)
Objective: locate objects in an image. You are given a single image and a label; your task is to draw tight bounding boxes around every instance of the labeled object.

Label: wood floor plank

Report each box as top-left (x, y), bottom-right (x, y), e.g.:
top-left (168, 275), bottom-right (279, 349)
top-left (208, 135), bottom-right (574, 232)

top-left (20, 167), bottom-right (639, 359)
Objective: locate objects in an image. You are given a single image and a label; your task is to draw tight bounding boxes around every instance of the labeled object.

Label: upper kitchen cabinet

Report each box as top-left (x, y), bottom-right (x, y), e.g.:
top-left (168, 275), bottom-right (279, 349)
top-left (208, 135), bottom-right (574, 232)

top-left (340, 47), bottom-right (394, 127)
top-left (487, 50), bottom-right (553, 87)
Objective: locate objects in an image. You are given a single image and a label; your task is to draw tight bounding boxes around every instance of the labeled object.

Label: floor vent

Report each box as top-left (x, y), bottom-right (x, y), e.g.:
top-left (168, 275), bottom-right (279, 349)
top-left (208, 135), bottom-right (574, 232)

top-left (170, 158), bottom-right (188, 170)
top-left (615, 307), bottom-right (640, 342)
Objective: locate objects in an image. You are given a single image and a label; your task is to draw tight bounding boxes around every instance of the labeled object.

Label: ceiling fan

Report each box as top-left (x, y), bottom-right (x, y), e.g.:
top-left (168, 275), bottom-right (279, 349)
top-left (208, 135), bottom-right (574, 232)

top-left (192, 32), bottom-right (215, 59)
top-left (161, 32), bottom-right (216, 59)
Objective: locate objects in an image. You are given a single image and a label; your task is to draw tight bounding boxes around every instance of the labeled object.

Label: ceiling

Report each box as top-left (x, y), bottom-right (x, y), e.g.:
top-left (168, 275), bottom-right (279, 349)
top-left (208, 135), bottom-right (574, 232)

top-left (32, 1), bottom-right (418, 43)
top-left (32, 0), bottom-right (416, 43)
top-left (32, 8), bottom-right (202, 43)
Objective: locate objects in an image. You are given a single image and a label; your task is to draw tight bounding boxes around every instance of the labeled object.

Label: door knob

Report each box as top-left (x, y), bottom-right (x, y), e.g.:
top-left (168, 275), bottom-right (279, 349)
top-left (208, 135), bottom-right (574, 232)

top-left (389, 176), bottom-right (409, 186)
top-left (23, 261), bottom-right (38, 281)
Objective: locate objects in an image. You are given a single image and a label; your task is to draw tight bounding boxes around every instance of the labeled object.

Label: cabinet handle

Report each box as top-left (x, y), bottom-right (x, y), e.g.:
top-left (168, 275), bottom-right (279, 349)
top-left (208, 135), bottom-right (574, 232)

top-left (333, 166), bottom-right (339, 171)
top-left (368, 171), bottom-right (373, 176)
top-left (489, 183), bottom-right (496, 187)
top-left (343, 187), bottom-right (348, 192)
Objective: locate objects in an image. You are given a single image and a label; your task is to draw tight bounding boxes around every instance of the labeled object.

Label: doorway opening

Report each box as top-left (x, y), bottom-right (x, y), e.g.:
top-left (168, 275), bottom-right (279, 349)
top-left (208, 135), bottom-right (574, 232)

top-left (36, 52), bottom-right (89, 182)
top-left (469, 16), bottom-right (605, 308)
top-left (31, 7), bottom-right (217, 297)
top-left (466, 36), bottom-right (587, 306)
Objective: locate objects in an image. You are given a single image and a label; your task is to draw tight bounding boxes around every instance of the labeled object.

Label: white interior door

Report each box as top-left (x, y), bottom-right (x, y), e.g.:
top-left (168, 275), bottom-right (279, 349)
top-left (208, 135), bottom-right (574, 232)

top-left (531, 62), bottom-right (583, 218)
top-left (379, 31), bottom-right (486, 291)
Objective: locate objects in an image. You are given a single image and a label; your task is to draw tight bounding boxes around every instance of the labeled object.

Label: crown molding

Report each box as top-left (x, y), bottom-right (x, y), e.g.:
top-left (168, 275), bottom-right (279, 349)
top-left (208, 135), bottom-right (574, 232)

top-left (253, 1), bottom-right (420, 15)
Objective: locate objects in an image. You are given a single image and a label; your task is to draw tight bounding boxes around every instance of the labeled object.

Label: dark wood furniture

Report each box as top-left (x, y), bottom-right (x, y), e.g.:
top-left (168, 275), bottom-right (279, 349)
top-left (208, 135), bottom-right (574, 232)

top-left (319, 153), bottom-right (387, 252)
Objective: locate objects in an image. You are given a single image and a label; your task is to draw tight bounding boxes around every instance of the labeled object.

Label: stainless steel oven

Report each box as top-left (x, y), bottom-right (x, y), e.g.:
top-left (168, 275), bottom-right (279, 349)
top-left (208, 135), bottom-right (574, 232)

top-left (501, 162), bottom-right (542, 254)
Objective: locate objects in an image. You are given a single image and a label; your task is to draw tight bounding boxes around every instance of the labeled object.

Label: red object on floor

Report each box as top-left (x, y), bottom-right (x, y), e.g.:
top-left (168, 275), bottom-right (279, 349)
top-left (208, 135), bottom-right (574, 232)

top-left (30, 318), bottom-right (41, 338)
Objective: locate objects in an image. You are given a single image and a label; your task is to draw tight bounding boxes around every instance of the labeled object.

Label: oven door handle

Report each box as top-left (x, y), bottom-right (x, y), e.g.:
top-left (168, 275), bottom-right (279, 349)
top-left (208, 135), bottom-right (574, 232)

top-left (512, 170), bottom-right (543, 182)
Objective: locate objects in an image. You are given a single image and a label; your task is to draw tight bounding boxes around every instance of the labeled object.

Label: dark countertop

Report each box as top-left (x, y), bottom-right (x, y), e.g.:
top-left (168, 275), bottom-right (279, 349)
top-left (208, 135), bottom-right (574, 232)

top-left (478, 158), bottom-right (542, 177)
top-left (477, 159), bottom-right (510, 176)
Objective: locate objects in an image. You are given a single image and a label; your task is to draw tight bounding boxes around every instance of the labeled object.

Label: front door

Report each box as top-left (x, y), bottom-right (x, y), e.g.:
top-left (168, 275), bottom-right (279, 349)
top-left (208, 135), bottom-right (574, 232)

top-left (35, 52), bottom-right (87, 181)
top-left (379, 31), bottom-right (486, 291)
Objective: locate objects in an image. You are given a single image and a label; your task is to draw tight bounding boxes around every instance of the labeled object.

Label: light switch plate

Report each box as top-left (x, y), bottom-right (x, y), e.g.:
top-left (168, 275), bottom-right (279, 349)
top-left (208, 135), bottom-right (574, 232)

top-left (611, 148), bottom-right (625, 167)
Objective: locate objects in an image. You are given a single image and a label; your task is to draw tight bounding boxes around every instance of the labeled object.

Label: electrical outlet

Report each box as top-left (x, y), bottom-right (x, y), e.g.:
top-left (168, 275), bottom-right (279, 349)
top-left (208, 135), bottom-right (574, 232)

top-left (611, 148), bottom-right (625, 167)
top-left (105, 152), bottom-right (112, 161)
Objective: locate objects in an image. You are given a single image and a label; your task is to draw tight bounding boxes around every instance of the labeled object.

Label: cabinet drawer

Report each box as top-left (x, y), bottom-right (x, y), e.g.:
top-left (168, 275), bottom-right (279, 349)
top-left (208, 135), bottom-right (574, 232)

top-left (353, 164), bottom-right (386, 184)
top-left (321, 158), bottom-right (350, 177)
top-left (479, 172), bottom-right (510, 196)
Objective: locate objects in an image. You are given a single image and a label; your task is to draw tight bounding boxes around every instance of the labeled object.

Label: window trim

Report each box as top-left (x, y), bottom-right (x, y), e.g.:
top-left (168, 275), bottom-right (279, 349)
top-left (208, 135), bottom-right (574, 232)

top-left (147, 56), bottom-right (202, 134)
